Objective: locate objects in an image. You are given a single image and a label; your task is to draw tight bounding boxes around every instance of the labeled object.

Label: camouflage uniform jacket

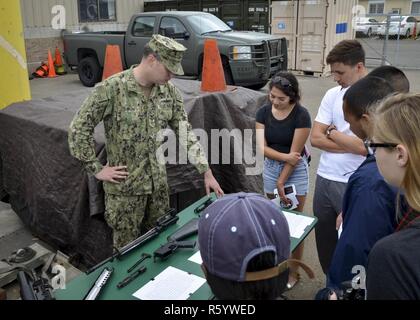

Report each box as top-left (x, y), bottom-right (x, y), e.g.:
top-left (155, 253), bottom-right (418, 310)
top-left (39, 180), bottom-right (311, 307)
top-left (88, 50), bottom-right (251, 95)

top-left (68, 65), bottom-right (209, 195)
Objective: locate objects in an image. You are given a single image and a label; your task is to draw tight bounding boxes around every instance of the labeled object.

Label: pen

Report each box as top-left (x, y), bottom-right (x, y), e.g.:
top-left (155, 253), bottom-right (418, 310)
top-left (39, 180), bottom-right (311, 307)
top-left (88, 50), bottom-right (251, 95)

top-left (117, 265), bottom-right (147, 289)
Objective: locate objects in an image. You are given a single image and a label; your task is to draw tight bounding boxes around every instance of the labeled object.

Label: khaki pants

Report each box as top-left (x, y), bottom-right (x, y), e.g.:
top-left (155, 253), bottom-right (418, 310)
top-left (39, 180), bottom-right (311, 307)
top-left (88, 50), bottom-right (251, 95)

top-left (104, 187), bottom-right (169, 249)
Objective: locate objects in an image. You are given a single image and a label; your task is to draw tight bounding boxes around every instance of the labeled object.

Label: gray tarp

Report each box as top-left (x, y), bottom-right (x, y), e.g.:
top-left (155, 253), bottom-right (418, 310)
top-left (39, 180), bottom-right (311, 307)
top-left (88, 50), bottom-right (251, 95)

top-left (0, 79), bottom-right (267, 267)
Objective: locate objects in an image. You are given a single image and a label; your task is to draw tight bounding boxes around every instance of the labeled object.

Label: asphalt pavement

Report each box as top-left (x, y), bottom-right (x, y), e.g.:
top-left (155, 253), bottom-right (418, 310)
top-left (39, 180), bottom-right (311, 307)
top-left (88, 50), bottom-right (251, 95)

top-left (358, 36), bottom-right (420, 69)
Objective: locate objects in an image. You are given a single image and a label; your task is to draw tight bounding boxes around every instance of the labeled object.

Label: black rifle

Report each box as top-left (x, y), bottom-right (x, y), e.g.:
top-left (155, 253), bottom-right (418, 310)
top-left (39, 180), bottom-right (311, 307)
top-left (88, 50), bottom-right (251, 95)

top-left (194, 198), bottom-right (214, 215)
top-left (17, 270), bottom-right (54, 300)
top-left (154, 218), bottom-right (199, 261)
top-left (167, 217), bottom-right (199, 242)
top-left (154, 240), bottom-right (196, 261)
top-left (87, 208), bottom-right (179, 274)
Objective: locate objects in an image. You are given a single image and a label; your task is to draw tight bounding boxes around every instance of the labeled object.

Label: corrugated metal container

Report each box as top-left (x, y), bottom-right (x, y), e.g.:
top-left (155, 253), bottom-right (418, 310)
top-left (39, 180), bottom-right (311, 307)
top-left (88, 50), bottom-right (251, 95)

top-left (201, 0), bottom-right (219, 15)
top-left (144, 0), bottom-right (177, 11)
top-left (271, 0), bottom-right (357, 75)
top-left (246, 1), bottom-right (270, 33)
top-left (219, 0), bottom-right (244, 30)
top-left (177, 0), bottom-right (199, 11)
top-left (144, 0), bottom-right (270, 33)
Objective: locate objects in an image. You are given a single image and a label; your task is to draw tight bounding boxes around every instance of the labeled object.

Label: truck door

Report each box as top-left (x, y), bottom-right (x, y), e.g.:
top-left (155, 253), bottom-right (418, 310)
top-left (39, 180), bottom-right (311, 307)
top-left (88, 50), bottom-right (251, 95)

top-left (125, 16), bottom-right (156, 67)
top-left (158, 16), bottom-right (194, 75)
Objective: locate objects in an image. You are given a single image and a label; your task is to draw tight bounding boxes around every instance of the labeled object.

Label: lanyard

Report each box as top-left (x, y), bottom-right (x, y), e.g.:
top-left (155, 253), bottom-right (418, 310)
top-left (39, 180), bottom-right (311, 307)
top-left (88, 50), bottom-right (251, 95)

top-left (396, 207), bottom-right (420, 232)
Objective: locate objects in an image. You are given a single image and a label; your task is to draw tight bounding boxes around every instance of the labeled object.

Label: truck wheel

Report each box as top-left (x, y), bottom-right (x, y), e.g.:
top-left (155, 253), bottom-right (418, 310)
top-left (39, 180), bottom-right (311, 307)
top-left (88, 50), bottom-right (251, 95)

top-left (78, 56), bottom-right (102, 87)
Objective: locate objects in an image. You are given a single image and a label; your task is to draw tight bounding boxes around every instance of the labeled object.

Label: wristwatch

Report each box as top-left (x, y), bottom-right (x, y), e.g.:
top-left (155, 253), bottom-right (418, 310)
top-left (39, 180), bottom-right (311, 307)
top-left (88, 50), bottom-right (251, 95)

top-left (326, 127), bottom-right (336, 138)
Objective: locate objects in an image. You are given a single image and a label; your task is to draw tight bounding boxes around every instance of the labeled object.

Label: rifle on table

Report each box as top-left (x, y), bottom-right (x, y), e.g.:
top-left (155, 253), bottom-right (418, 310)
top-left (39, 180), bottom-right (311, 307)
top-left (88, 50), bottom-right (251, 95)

top-left (153, 217), bottom-right (199, 261)
top-left (17, 253), bottom-right (56, 300)
top-left (86, 208), bottom-right (178, 274)
top-left (17, 269), bottom-right (54, 300)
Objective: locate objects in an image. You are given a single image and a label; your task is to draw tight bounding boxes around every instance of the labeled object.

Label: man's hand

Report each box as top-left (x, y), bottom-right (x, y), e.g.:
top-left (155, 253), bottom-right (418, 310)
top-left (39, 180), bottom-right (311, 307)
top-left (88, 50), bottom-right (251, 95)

top-left (94, 165), bottom-right (129, 184)
top-left (284, 152), bottom-right (302, 166)
top-left (204, 169), bottom-right (224, 197)
top-left (276, 181), bottom-right (291, 207)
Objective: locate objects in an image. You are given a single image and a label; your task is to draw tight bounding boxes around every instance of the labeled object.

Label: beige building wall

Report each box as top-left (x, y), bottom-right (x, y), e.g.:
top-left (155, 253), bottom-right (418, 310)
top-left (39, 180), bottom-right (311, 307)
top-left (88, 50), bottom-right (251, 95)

top-left (20, 0), bottom-right (144, 73)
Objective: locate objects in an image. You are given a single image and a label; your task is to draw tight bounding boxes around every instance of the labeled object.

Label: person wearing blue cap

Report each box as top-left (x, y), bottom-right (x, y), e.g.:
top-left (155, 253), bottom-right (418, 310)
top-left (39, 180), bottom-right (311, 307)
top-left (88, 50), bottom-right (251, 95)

top-left (198, 192), bottom-right (313, 299)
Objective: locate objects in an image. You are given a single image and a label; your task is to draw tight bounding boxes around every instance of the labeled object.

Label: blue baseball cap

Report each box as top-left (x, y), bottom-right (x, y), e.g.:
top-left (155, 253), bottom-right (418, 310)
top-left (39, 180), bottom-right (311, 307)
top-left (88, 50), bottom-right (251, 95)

top-left (198, 192), bottom-right (291, 282)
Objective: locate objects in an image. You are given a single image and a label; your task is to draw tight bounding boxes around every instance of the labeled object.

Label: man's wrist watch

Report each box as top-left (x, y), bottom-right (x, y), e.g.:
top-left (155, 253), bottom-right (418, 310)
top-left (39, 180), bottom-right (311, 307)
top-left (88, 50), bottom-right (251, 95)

top-left (326, 127), bottom-right (336, 138)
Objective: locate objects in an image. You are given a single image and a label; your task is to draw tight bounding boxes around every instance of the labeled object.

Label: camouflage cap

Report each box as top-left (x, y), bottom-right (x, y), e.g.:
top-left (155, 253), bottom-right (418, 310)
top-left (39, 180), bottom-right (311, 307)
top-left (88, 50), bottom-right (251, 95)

top-left (148, 34), bottom-right (187, 76)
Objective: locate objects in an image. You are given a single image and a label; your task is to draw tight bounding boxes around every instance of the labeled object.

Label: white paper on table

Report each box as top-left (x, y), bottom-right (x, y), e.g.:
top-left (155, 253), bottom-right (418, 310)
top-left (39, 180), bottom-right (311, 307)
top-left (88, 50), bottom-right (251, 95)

top-left (282, 211), bottom-right (315, 239)
top-left (188, 251), bottom-right (203, 265)
top-left (132, 266), bottom-right (206, 300)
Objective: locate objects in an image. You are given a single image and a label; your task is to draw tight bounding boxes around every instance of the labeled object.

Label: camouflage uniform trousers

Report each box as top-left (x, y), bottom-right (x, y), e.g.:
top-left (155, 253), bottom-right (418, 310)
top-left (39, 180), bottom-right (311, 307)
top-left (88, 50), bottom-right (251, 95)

top-left (104, 186), bottom-right (169, 249)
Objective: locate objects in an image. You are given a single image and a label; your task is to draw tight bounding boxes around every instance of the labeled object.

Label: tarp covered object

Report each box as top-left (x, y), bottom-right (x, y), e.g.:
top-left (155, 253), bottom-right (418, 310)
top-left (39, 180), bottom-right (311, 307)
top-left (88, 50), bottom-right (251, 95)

top-left (0, 79), bottom-right (267, 267)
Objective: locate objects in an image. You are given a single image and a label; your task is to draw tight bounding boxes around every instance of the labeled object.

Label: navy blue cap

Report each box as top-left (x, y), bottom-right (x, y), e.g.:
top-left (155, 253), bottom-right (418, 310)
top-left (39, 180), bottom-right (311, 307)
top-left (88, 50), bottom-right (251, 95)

top-left (198, 192), bottom-right (290, 282)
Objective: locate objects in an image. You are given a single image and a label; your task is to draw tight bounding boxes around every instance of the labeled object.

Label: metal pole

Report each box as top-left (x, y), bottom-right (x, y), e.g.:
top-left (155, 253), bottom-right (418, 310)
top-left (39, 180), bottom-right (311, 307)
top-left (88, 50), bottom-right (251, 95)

top-left (395, 14), bottom-right (402, 66)
top-left (381, 15), bottom-right (390, 65)
top-left (0, 1), bottom-right (31, 109)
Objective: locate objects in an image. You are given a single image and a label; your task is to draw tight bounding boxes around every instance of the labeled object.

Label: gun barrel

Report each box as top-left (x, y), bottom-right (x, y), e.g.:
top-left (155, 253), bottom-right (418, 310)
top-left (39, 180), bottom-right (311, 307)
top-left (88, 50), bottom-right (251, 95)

top-left (86, 208), bottom-right (178, 274)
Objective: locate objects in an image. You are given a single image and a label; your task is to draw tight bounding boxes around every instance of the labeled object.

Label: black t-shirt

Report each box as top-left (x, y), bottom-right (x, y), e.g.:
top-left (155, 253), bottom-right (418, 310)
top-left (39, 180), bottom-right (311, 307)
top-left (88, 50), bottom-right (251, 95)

top-left (367, 218), bottom-right (420, 300)
top-left (256, 103), bottom-right (311, 154)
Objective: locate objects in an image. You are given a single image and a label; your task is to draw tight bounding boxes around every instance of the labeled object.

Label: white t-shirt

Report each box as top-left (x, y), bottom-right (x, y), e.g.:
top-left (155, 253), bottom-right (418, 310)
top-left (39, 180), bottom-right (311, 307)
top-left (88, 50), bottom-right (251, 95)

top-left (314, 86), bottom-right (365, 183)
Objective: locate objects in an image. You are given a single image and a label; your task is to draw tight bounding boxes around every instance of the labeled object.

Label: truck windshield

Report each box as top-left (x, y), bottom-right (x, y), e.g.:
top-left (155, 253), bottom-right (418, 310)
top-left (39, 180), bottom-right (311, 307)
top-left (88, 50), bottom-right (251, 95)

top-left (186, 14), bottom-right (232, 35)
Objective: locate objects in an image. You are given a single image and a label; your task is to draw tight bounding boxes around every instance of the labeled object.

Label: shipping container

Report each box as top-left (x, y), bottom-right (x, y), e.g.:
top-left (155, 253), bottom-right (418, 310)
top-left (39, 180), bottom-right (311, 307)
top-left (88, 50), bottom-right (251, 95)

top-left (201, 0), bottom-right (220, 16)
top-left (246, 1), bottom-right (270, 33)
top-left (144, 0), bottom-right (177, 11)
top-left (178, 0), bottom-right (200, 11)
top-left (271, 0), bottom-right (357, 75)
top-left (219, 0), bottom-right (244, 30)
top-left (144, 0), bottom-right (270, 33)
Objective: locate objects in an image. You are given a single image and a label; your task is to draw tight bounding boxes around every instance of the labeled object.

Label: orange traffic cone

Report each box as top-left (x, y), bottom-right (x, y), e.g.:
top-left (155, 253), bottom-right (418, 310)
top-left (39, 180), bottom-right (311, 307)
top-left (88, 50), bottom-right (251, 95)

top-left (102, 45), bottom-right (123, 80)
top-left (200, 39), bottom-right (227, 92)
top-left (32, 62), bottom-right (49, 78)
top-left (54, 47), bottom-right (66, 75)
top-left (47, 49), bottom-right (57, 78)
top-left (54, 47), bottom-right (63, 66)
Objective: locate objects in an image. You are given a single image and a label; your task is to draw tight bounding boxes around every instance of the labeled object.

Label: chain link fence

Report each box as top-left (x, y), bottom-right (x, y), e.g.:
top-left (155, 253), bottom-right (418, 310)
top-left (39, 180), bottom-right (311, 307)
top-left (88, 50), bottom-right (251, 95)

top-left (356, 14), bottom-right (420, 70)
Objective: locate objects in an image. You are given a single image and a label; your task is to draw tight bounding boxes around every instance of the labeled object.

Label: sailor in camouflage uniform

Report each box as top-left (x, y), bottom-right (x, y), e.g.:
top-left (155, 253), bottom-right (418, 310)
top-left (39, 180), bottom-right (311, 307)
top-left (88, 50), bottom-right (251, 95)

top-left (69, 34), bottom-right (224, 248)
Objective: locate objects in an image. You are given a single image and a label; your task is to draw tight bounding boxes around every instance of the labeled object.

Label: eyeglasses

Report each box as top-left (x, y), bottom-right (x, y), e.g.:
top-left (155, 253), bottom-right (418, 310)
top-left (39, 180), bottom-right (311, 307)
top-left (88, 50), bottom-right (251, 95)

top-left (271, 76), bottom-right (292, 88)
top-left (366, 141), bottom-right (398, 155)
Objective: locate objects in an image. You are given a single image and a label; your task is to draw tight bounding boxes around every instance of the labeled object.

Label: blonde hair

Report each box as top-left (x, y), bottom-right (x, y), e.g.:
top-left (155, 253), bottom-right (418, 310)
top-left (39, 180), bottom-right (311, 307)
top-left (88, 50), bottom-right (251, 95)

top-left (374, 93), bottom-right (420, 212)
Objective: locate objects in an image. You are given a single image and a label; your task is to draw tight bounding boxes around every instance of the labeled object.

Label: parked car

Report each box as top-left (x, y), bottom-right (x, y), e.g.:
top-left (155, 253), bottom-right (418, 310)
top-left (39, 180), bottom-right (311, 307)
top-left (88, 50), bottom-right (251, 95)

top-left (355, 17), bottom-right (380, 37)
top-left (63, 11), bottom-right (287, 89)
top-left (377, 15), bottom-right (420, 38)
